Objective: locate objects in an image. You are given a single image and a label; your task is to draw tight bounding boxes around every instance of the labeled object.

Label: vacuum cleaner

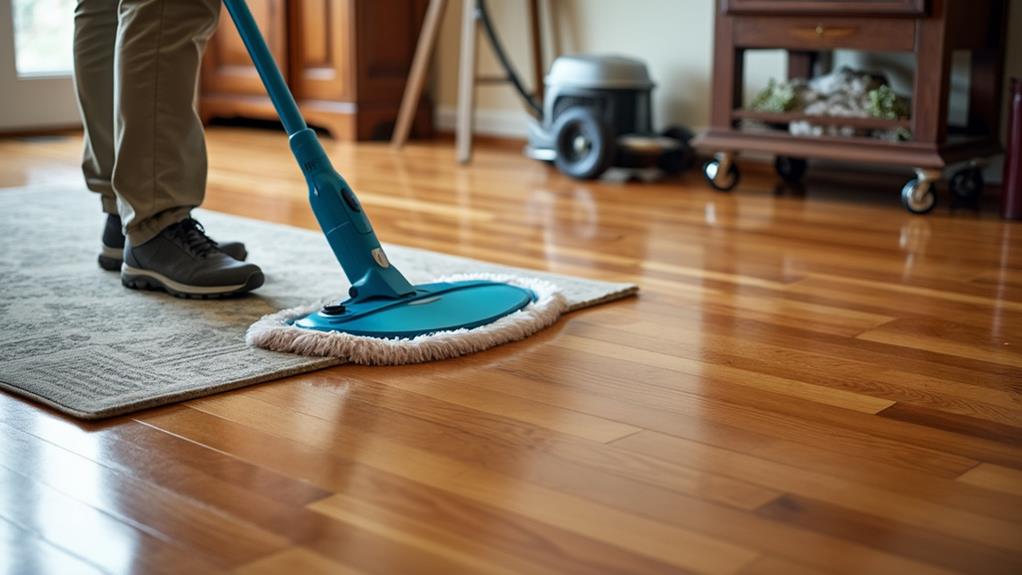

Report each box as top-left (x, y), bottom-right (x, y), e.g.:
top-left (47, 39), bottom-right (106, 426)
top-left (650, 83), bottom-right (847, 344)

top-left (222, 0), bottom-right (537, 341)
top-left (473, 0), bottom-right (694, 180)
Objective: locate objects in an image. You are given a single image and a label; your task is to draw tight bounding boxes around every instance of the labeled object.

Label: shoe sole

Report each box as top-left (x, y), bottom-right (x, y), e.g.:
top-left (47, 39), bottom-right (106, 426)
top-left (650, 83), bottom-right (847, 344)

top-left (98, 245), bottom-right (123, 271)
top-left (121, 264), bottom-right (264, 299)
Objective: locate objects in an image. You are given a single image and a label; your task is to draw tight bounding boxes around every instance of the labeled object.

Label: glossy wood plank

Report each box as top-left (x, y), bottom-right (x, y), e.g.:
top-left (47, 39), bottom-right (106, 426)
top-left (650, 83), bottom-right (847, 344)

top-left (490, 343), bottom-right (980, 478)
top-left (162, 398), bottom-right (955, 575)
top-left (552, 332), bottom-right (895, 413)
top-left (248, 376), bottom-right (782, 511)
top-left (616, 430), bottom-right (1022, 553)
top-left (778, 280), bottom-right (1022, 337)
top-left (0, 422), bottom-right (288, 568)
top-left (806, 272), bottom-right (1022, 313)
top-left (585, 296), bottom-right (1019, 387)
top-left (235, 548), bottom-right (366, 575)
top-left (957, 464), bottom-right (1022, 497)
top-left (182, 394), bottom-right (759, 574)
top-left (356, 358), bottom-right (1022, 523)
top-left (0, 396), bottom-right (332, 511)
top-left (263, 382), bottom-right (958, 569)
top-left (137, 406), bottom-right (694, 575)
top-left (0, 516), bottom-right (107, 575)
top-left (308, 489), bottom-right (653, 575)
top-left (130, 414), bottom-right (545, 575)
top-left (354, 369), bottom-right (644, 443)
top-left (0, 467), bottom-right (228, 574)
top-left (879, 402), bottom-right (1022, 445)
top-left (2, 128), bottom-right (1021, 573)
top-left (858, 318), bottom-right (1022, 369)
top-left (571, 313), bottom-right (1022, 426)
top-left (737, 556), bottom-right (833, 575)
top-left (756, 495), bottom-right (1022, 575)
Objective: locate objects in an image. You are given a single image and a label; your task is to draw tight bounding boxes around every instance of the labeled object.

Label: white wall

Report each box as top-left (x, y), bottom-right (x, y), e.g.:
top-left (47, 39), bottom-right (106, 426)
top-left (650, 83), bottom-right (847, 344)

top-left (434, 0), bottom-right (775, 136)
top-left (432, 0), bottom-right (1022, 147)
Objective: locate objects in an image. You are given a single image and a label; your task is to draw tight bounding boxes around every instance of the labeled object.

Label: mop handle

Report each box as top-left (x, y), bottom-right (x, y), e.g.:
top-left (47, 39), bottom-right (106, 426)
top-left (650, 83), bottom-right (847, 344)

top-left (222, 0), bottom-right (307, 136)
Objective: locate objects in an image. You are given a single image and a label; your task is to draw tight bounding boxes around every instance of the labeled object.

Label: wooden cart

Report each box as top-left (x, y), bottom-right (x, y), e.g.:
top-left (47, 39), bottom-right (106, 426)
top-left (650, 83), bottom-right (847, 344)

top-left (693, 0), bottom-right (1009, 213)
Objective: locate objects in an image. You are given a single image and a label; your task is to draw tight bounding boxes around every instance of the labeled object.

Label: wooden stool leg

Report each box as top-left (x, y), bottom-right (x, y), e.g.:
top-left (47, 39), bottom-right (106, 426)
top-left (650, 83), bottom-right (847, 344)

top-left (456, 0), bottom-right (479, 164)
top-left (392, 0), bottom-right (447, 148)
top-left (527, 0), bottom-right (544, 103)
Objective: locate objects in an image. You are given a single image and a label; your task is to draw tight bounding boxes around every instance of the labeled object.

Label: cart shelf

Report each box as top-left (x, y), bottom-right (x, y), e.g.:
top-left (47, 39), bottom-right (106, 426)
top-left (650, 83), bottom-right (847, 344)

top-left (699, 129), bottom-right (999, 169)
top-left (732, 109), bottom-right (911, 130)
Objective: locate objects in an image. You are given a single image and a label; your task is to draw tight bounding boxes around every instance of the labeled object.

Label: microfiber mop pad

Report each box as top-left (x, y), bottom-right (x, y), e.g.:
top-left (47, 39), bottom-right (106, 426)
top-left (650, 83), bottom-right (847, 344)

top-left (247, 274), bottom-right (567, 365)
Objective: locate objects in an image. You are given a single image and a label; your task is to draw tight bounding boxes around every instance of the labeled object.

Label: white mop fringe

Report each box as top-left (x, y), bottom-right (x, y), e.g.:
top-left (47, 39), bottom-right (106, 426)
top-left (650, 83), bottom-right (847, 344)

top-left (246, 273), bottom-right (568, 365)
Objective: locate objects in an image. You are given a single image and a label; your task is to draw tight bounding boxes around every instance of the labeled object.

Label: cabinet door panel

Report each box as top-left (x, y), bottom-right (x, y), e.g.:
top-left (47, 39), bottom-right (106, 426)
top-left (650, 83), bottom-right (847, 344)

top-left (202, 0), bottom-right (288, 98)
top-left (291, 0), bottom-right (355, 103)
top-left (356, 0), bottom-right (429, 104)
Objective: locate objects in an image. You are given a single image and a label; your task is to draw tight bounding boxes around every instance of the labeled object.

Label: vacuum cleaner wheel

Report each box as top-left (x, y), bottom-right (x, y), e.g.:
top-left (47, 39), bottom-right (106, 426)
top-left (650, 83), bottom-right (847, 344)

top-left (553, 107), bottom-right (616, 180)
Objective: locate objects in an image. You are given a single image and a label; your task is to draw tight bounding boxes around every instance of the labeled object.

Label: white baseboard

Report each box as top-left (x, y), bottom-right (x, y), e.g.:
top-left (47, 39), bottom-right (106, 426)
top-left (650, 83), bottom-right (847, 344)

top-left (435, 106), bottom-right (532, 139)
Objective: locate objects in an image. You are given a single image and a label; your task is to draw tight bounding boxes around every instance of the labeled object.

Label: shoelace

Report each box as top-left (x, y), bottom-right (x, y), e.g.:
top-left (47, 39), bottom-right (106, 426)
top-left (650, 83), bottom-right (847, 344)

top-left (170, 218), bottom-right (220, 258)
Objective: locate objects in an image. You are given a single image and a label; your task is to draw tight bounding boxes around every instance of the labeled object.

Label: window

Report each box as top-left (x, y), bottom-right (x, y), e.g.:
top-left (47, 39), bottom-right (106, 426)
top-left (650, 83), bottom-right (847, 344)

top-left (13, 0), bottom-right (75, 76)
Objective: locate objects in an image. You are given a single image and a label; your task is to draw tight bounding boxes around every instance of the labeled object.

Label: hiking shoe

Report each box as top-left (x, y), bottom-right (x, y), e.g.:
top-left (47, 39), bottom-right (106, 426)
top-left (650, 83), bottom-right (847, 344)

top-left (121, 218), bottom-right (264, 298)
top-left (99, 214), bottom-right (247, 271)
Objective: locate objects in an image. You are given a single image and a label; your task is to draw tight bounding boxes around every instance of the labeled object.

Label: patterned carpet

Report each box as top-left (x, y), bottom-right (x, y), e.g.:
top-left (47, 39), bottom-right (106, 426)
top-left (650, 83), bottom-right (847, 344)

top-left (0, 185), bottom-right (636, 419)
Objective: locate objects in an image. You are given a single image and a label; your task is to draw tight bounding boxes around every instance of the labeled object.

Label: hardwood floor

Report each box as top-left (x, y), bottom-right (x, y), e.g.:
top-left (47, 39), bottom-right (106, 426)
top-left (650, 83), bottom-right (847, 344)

top-left (1, 127), bottom-right (1020, 574)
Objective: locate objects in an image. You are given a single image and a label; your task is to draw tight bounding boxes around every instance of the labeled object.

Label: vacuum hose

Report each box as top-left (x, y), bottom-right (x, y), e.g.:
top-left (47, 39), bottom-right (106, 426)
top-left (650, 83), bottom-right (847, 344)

top-left (476, 0), bottom-right (543, 118)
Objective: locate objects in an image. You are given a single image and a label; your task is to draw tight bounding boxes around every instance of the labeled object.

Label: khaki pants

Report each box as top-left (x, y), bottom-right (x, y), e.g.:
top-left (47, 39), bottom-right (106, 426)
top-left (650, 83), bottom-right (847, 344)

top-left (74, 0), bottom-right (221, 245)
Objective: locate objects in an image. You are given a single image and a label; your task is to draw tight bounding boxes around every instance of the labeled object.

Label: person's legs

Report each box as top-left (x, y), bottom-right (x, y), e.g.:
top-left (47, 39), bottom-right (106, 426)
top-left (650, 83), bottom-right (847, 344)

top-left (75, 0), bottom-right (248, 271)
top-left (73, 0), bottom-right (261, 297)
top-left (73, 0), bottom-right (119, 215)
top-left (112, 0), bottom-right (220, 245)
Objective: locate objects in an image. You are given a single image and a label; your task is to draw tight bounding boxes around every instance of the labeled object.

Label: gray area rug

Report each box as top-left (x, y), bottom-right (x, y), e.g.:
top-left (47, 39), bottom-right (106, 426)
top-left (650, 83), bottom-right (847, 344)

top-left (0, 185), bottom-right (637, 419)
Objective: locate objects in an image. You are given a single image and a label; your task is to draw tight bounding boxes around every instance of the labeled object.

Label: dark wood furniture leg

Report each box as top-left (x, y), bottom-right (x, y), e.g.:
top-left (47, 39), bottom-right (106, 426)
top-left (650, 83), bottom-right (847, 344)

top-left (528, 0), bottom-right (544, 103)
top-left (787, 51), bottom-right (816, 81)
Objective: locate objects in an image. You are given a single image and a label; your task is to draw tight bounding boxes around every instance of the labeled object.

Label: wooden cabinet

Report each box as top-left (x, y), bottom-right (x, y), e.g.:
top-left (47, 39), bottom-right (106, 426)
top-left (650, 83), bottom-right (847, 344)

top-left (200, 0), bottom-right (432, 140)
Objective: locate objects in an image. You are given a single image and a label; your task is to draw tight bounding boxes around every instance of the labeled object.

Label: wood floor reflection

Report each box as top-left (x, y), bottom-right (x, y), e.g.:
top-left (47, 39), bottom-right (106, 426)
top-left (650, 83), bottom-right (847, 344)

top-left (1, 128), bottom-right (1020, 574)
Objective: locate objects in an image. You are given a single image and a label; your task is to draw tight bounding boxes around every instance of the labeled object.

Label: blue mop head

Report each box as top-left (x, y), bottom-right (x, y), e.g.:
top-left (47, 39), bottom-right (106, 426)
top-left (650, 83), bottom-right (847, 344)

top-left (246, 274), bottom-right (566, 365)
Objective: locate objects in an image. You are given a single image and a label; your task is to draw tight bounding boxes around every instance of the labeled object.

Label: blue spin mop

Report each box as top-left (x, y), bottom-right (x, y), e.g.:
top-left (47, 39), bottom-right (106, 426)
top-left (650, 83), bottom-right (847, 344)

top-left (224, 0), bottom-right (567, 364)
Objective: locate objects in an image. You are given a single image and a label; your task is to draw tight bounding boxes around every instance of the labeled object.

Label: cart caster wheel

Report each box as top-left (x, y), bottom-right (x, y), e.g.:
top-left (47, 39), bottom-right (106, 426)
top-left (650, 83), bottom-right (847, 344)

top-left (774, 156), bottom-right (808, 184)
top-left (949, 167), bottom-right (984, 207)
top-left (901, 178), bottom-right (938, 215)
top-left (703, 159), bottom-right (740, 192)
